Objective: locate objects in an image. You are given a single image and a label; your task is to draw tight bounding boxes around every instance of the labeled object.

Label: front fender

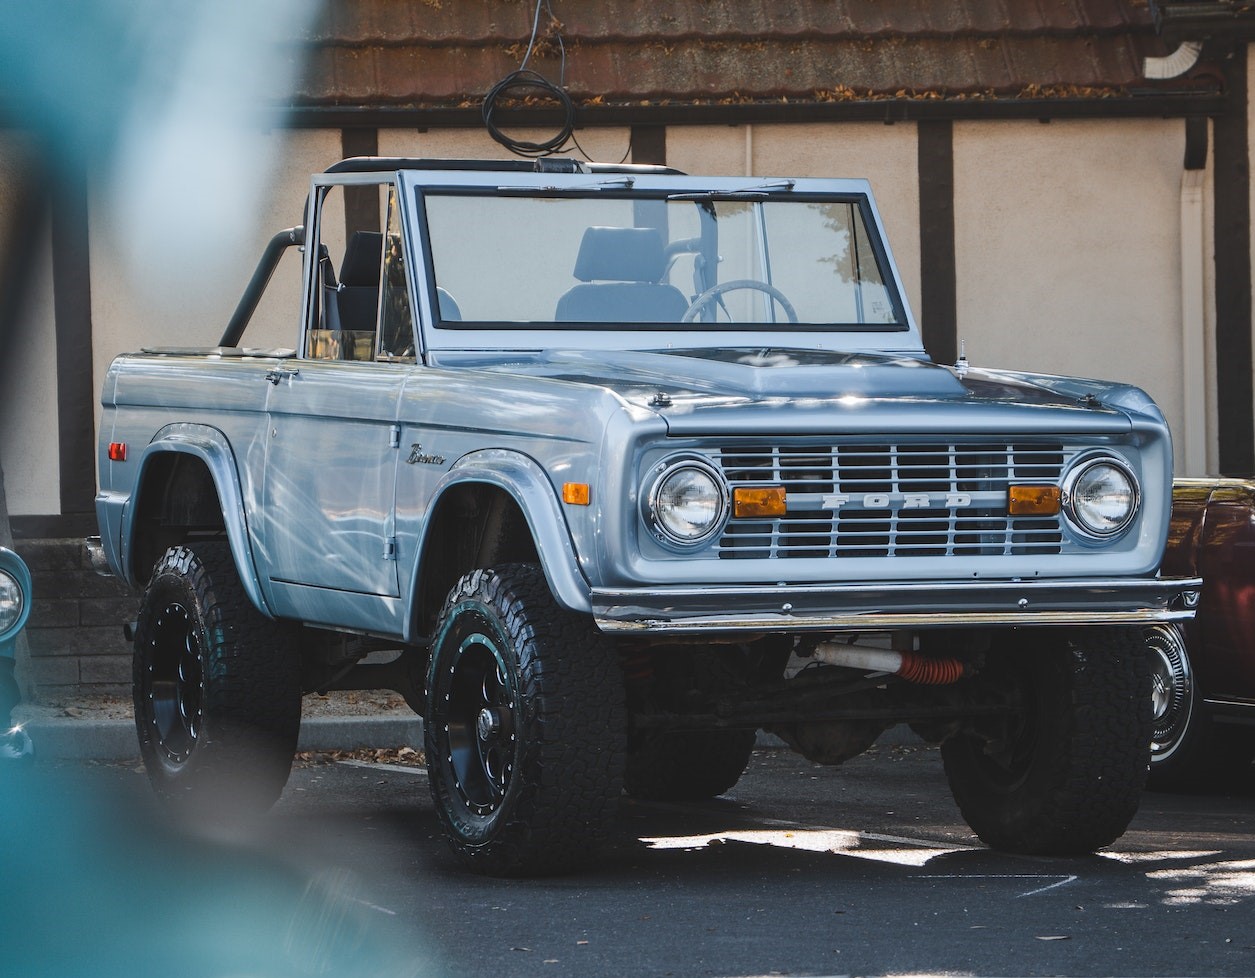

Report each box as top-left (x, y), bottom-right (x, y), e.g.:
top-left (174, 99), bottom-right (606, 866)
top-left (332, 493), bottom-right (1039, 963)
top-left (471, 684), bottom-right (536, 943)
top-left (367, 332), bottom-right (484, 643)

top-left (414, 449), bottom-right (592, 617)
top-left (122, 424), bottom-right (273, 617)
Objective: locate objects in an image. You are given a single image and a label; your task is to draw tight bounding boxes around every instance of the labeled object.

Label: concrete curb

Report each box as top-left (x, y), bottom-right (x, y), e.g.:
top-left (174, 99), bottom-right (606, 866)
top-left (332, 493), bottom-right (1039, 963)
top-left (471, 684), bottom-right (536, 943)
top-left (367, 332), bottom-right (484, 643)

top-left (15, 714), bottom-right (427, 762)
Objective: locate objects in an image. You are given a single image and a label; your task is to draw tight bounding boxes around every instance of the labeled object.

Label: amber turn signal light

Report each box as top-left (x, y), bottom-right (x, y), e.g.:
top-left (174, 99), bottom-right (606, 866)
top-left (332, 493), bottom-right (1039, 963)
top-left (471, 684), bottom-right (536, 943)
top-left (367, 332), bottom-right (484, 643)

top-left (562, 482), bottom-right (590, 506)
top-left (733, 486), bottom-right (787, 518)
top-left (1008, 484), bottom-right (1061, 516)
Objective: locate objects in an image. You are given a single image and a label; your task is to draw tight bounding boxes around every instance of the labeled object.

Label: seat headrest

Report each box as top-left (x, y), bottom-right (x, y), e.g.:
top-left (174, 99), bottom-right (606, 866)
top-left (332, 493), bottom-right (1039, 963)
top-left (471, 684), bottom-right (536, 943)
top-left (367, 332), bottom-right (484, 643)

top-left (340, 230), bottom-right (383, 286)
top-left (572, 227), bottom-right (666, 283)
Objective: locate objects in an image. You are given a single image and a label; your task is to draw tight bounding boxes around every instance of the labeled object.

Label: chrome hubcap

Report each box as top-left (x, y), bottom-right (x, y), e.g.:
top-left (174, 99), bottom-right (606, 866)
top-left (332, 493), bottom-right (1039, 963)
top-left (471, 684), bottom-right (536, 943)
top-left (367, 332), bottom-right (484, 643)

top-left (1146, 624), bottom-right (1192, 757)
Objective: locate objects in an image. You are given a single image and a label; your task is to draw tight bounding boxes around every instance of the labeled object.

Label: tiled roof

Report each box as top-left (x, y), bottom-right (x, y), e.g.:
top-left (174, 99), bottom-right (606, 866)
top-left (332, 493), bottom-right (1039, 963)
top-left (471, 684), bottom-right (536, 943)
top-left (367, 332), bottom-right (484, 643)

top-left (291, 0), bottom-right (1214, 112)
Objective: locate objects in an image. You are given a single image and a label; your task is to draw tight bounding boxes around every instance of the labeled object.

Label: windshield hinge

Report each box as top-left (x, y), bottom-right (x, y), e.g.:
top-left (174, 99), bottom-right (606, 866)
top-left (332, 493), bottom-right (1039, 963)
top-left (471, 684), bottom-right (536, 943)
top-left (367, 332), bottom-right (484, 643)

top-left (383, 537), bottom-right (396, 561)
top-left (390, 424), bottom-right (401, 448)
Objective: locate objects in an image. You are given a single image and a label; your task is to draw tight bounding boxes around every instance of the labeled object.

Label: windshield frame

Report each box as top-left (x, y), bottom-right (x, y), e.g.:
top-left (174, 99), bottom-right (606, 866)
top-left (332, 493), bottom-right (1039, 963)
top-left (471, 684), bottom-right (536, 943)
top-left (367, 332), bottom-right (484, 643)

top-left (396, 168), bottom-right (922, 357)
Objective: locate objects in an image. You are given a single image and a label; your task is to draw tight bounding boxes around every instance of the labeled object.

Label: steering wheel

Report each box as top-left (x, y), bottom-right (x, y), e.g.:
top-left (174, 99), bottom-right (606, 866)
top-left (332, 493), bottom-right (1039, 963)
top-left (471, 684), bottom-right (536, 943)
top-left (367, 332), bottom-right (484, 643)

top-left (681, 279), bottom-right (799, 324)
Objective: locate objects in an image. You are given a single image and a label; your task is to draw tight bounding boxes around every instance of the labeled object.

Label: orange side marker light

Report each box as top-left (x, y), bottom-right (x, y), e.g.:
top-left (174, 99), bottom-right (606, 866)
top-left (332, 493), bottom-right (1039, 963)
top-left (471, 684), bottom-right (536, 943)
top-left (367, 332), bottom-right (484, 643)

top-left (563, 482), bottom-right (590, 506)
top-left (733, 486), bottom-right (787, 518)
top-left (1008, 484), bottom-right (1061, 516)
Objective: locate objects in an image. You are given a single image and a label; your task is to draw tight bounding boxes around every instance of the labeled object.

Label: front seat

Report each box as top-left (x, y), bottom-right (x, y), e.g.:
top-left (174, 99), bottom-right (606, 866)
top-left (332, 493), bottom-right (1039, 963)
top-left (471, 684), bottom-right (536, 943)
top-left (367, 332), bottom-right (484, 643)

top-left (555, 227), bottom-right (688, 323)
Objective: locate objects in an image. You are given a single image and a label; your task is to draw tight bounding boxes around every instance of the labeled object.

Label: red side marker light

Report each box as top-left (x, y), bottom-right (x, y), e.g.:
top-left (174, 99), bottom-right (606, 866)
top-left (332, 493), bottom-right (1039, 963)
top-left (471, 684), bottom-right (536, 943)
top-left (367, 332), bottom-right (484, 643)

top-left (108, 442), bottom-right (128, 462)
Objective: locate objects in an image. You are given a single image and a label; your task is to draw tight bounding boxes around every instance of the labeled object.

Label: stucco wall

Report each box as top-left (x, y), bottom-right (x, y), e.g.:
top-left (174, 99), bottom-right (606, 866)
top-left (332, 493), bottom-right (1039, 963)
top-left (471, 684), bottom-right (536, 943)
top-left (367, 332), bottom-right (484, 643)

top-left (0, 137), bottom-right (60, 516)
top-left (953, 118), bottom-right (1191, 471)
top-left (89, 128), bottom-right (342, 412)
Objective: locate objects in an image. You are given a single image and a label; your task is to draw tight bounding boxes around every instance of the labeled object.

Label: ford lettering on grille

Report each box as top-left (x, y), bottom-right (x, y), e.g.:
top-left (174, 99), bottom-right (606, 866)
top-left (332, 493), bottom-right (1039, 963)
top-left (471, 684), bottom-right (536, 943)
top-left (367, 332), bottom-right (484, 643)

top-left (819, 492), bottom-right (973, 510)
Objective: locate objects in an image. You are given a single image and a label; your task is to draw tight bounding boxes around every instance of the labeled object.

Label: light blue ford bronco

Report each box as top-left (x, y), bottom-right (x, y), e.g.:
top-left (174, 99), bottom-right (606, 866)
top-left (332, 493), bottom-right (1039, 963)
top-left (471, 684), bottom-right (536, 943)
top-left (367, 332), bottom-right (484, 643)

top-left (91, 157), bottom-right (1199, 875)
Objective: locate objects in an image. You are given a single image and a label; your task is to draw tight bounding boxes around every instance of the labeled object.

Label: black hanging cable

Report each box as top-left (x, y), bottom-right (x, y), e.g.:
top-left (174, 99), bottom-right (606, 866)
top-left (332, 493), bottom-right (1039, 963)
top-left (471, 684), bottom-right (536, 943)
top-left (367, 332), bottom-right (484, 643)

top-left (482, 0), bottom-right (575, 158)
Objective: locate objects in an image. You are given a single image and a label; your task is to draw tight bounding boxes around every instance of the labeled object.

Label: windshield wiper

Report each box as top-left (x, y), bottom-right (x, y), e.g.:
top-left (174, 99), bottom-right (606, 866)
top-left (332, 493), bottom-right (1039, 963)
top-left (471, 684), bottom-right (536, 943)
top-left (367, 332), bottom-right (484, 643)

top-left (496, 177), bottom-right (637, 194)
top-left (667, 180), bottom-right (796, 201)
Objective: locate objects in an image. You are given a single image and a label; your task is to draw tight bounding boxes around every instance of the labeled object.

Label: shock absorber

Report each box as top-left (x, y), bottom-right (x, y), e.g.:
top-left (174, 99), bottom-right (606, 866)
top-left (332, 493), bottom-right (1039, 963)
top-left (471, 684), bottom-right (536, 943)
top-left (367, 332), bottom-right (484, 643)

top-left (811, 641), bottom-right (965, 685)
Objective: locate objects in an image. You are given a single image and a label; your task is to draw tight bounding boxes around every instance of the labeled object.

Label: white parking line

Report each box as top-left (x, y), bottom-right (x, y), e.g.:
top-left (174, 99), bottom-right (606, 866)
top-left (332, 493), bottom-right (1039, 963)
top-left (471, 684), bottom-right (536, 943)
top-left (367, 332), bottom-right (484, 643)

top-left (334, 759), bottom-right (428, 776)
top-left (912, 873), bottom-right (1080, 898)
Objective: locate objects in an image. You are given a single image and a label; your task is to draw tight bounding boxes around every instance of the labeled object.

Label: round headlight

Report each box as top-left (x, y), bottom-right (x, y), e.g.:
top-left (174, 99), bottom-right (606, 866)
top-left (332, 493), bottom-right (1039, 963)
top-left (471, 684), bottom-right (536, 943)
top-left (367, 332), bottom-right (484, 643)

top-left (1064, 456), bottom-right (1139, 538)
top-left (645, 458), bottom-right (729, 548)
top-left (0, 571), bottom-right (22, 635)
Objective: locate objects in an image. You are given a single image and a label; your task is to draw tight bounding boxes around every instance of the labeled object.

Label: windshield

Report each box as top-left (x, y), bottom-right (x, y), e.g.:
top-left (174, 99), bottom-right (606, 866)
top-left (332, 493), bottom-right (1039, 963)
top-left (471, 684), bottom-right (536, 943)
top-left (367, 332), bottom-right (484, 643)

top-left (421, 192), bottom-right (906, 330)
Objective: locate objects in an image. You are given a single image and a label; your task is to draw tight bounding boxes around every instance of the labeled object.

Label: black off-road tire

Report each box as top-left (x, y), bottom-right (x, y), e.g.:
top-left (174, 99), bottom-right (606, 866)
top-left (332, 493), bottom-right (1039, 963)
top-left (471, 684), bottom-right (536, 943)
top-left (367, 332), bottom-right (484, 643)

top-left (1146, 623), bottom-right (1255, 792)
top-left (133, 542), bottom-right (301, 818)
top-left (425, 564), bottom-right (627, 877)
top-left (624, 729), bottom-right (756, 801)
top-left (941, 626), bottom-right (1151, 855)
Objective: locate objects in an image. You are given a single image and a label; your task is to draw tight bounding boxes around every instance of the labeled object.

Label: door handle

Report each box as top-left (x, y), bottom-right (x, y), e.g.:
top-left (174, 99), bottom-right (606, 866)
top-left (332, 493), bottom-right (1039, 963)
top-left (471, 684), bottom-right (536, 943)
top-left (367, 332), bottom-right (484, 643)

top-left (265, 367), bottom-right (300, 385)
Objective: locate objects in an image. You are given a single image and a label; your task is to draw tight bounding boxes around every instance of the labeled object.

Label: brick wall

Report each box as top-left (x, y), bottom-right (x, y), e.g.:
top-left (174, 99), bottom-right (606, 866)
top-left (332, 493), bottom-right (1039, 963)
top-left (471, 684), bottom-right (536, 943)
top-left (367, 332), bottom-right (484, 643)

top-left (19, 538), bottom-right (135, 702)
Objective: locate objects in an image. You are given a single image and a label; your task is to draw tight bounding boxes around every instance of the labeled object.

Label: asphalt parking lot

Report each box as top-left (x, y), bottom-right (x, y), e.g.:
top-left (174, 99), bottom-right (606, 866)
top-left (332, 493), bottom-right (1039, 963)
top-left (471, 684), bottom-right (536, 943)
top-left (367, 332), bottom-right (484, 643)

top-left (4, 742), bottom-right (1254, 978)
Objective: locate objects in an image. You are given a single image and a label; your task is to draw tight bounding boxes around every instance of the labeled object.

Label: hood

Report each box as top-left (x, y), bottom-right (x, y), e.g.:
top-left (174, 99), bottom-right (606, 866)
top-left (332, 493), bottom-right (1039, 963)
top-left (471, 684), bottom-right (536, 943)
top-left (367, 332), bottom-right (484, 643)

top-left (434, 347), bottom-right (1147, 435)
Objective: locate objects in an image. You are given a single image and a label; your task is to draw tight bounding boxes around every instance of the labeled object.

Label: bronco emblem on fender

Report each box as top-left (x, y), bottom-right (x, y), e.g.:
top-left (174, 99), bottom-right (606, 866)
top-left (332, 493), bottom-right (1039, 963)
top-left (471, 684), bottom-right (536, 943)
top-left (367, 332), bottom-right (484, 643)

top-left (406, 443), bottom-right (446, 465)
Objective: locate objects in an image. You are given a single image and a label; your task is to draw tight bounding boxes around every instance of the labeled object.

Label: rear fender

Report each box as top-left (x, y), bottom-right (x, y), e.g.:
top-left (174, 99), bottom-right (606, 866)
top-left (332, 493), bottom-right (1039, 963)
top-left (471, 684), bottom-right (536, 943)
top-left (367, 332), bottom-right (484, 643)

top-left (123, 424), bottom-right (272, 617)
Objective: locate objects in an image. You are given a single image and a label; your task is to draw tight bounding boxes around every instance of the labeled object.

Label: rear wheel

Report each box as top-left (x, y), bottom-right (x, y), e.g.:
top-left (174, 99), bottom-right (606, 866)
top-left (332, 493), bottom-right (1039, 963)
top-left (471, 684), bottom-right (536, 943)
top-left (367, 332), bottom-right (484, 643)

top-left (133, 543), bottom-right (301, 817)
top-left (941, 627), bottom-right (1151, 855)
top-left (1146, 623), bottom-right (1255, 791)
top-left (425, 565), bottom-right (626, 876)
top-left (625, 728), bottom-right (756, 801)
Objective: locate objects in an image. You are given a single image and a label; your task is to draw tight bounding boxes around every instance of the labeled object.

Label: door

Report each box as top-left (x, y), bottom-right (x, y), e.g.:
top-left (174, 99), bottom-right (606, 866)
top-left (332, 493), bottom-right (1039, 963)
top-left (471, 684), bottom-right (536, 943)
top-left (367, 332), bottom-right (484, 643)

top-left (262, 178), bottom-right (410, 608)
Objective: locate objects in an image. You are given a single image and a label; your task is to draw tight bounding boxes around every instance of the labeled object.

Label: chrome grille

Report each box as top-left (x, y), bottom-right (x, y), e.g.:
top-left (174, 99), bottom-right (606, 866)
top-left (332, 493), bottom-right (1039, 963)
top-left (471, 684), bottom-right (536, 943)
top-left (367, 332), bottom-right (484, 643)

top-left (713, 442), bottom-right (1068, 559)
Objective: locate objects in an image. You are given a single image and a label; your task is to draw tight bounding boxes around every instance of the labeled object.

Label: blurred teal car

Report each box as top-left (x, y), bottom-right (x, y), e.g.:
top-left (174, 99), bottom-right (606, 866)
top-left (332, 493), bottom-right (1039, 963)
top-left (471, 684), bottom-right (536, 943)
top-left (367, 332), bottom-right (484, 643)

top-left (0, 546), bottom-right (33, 758)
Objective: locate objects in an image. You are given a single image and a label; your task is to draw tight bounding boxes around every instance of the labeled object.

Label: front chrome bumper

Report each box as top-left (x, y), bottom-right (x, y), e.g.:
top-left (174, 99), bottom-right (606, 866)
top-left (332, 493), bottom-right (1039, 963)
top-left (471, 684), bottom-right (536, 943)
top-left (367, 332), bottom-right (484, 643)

top-left (591, 576), bottom-right (1202, 634)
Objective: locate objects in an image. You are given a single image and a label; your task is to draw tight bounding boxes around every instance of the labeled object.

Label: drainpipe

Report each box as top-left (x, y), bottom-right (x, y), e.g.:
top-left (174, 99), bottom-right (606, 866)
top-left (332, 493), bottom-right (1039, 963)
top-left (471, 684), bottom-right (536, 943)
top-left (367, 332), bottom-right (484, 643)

top-left (1144, 34), bottom-right (1211, 477)
top-left (1179, 117), bottom-right (1211, 477)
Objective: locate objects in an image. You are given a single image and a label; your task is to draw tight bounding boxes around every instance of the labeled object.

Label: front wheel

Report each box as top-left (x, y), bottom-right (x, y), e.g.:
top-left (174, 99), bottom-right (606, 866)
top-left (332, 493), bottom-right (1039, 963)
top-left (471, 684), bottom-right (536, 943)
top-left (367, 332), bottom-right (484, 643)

top-left (425, 565), bottom-right (626, 876)
top-left (132, 543), bottom-right (301, 818)
top-left (941, 627), bottom-right (1151, 855)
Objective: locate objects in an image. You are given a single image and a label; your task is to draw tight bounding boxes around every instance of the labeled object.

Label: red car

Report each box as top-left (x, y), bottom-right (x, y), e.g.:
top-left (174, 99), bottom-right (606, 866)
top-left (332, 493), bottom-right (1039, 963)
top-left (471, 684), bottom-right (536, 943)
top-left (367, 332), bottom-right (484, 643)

top-left (1149, 479), bottom-right (1255, 789)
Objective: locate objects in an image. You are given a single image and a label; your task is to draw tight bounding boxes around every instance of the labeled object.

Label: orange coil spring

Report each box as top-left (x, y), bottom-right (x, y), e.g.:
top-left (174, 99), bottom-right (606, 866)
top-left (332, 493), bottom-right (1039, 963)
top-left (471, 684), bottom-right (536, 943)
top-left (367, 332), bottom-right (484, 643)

top-left (896, 652), bottom-right (965, 685)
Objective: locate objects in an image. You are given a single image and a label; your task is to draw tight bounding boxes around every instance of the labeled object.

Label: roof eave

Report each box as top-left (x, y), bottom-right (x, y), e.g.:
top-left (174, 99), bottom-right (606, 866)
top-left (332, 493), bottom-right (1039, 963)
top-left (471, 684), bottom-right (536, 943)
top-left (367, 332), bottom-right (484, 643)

top-left (281, 91), bottom-right (1228, 130)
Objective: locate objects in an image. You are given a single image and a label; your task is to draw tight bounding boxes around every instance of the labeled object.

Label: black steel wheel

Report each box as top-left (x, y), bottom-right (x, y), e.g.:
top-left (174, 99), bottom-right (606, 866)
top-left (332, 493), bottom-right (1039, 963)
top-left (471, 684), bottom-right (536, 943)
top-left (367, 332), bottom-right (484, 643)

top-left (144, 600), bottom-right (204, 764)
top-left (425, 564), bottom-right (626, 877)
top-left (436, 626), bottom-right (517, 819)
top-left (1145, 623), bottom-right (1255, 791)
top-left (133, 542), bottom-right (301, 817)
top-left (941, 626), bottom-right (1151, 855)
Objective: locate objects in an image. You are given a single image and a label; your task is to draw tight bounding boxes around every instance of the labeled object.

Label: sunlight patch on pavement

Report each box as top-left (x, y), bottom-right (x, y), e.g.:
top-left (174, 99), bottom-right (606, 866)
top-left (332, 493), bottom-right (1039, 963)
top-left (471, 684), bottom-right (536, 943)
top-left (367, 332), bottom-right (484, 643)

top-left (1145, 858), bottom-right (1255, 906)
top-left (641, 826), bottom-right (964, 867)
top-left (1101, 850), bottom-right (1222, 864)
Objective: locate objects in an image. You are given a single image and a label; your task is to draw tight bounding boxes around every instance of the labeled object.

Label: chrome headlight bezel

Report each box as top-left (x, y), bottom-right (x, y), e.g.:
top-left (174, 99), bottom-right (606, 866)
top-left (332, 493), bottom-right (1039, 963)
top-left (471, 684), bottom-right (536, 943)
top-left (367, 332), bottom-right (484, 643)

top-left (642, 455), bottom-right (730, 550)
top-left (1062, 454), bottom-right (1140, 540)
